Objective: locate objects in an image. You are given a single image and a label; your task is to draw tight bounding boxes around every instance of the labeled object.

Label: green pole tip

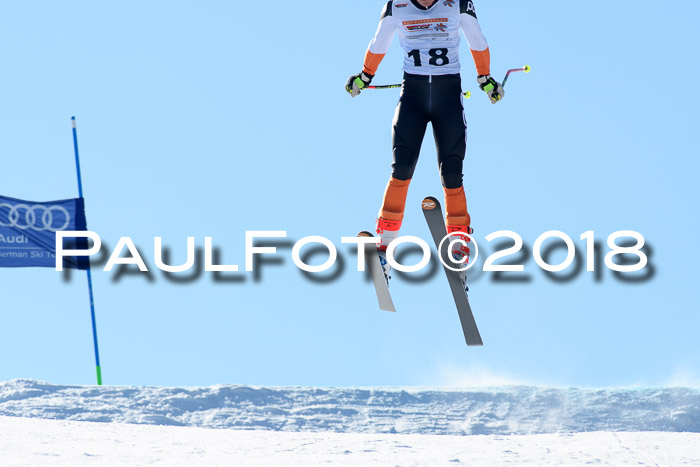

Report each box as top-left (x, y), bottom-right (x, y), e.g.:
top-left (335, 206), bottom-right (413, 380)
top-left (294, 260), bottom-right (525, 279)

top-left (524, 65), bottom-right (531, 73)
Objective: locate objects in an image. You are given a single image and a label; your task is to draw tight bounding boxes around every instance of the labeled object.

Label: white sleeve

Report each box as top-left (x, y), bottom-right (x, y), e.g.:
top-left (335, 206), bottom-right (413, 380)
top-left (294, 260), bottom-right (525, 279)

top-left (368, 4), bottom-right (397, 54)
top-left (460, 10), bottom-right (488, 51)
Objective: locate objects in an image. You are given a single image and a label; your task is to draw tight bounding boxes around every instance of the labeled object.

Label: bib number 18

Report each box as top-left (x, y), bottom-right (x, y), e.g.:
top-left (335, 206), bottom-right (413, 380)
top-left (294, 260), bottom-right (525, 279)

top-left (408, 48), bottom-right (450, 67)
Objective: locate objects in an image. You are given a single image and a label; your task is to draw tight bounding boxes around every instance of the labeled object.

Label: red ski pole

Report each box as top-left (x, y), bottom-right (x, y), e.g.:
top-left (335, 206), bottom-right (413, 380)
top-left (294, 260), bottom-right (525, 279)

top-left (366, 83), bottom-right (471, 98)
top-left (366, 64), bottom-right (530, 97)
top-left (502, 65), bottom-right (531, 88)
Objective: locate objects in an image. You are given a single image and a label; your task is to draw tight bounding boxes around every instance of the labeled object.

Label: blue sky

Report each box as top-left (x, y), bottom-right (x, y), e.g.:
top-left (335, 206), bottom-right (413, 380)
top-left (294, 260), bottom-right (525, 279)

top-left (1, 0), bottom-right (699, 388)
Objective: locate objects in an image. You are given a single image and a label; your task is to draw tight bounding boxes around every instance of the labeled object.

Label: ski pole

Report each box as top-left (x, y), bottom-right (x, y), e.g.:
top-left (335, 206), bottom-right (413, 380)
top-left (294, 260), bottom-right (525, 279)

top-left (366, 84), bottom-right (471, 98)
top-left (502, 65), bottom-right (531, 88)
top-left (365, 84), bottom-right (402, 90)
top-left (365, 64), bottom-right (532, 96)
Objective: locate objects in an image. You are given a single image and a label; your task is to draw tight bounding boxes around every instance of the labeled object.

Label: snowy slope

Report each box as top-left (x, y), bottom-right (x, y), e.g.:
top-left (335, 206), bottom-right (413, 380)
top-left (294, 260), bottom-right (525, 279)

top-left (1, 416), bottom-right (699, 466)
top-left (1, 379), bottom-right (698, 436)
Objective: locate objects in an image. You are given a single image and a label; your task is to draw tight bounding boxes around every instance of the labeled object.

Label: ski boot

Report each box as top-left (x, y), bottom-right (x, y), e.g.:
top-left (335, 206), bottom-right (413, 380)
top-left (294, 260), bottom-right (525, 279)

top-left (376, 218), bottom-right (401, 287)
top-left (447, 225), bottom-right (473, 294)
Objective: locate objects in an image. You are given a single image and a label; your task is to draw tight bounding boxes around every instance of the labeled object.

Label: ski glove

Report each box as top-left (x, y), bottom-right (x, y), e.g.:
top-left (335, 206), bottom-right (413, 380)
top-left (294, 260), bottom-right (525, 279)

top-left (477, 75), bottom-right (505, 104)
top-left (345, 72), bottom-right (373, 98)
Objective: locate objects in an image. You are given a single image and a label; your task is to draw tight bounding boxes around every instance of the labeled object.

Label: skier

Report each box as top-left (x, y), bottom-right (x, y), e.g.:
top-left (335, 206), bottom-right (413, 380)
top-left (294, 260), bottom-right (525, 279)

top-left (346, 0), bottom-right (503, 288)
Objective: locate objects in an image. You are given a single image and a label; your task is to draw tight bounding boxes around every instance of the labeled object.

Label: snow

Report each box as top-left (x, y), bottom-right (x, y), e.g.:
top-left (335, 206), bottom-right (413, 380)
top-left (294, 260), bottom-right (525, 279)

top-left (1, 380), bottom-right (699, 465)
top-left (1, 379), bottom-right (698, 435)
top-left (1, 416), bottom-right (699, 466)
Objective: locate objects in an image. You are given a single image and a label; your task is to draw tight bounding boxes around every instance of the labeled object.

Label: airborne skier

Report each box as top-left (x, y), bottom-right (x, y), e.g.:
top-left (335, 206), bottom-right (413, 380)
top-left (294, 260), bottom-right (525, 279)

top-left (346, 0), bottom-right (503, 288)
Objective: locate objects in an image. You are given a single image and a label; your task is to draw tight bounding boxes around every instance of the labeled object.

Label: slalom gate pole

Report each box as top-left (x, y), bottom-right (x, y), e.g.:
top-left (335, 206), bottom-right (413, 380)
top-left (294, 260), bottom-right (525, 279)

top-left (71, 116), bottom-right (103, 386)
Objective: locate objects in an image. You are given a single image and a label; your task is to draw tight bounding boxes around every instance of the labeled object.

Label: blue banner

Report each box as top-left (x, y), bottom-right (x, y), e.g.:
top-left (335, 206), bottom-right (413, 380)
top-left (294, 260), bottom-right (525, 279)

top-left (0, 195), bottom-right (89, 269)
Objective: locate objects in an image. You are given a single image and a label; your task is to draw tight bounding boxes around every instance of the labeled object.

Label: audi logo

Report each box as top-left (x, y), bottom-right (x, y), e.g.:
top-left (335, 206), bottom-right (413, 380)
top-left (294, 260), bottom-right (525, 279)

top-left (0, 203), bottom-right (71, 232)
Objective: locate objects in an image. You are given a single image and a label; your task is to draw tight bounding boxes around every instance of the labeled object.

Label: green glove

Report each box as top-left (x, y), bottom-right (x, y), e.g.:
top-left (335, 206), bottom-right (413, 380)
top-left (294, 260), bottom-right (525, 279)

top-left (345, 72), bottom-right (373, 98)
top-left (477, 74), bottom-right (505, 104)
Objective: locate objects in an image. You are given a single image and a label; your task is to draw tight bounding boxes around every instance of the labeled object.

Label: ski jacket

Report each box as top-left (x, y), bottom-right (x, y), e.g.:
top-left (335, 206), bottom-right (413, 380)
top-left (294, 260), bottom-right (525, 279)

top-left (363, 0), bottom-right (490, 77)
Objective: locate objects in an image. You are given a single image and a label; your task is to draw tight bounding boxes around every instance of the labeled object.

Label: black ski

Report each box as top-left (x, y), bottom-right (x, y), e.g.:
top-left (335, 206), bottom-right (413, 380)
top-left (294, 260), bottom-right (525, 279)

top-left (358, 231), bottom-right (396, 312)
top-left (421, 197), bottom-right (483, 346)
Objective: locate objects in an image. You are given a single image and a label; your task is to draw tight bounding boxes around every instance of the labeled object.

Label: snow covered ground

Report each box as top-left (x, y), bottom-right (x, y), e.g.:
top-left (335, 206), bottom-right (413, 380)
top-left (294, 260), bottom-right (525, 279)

top-left (1, 379), bottom-right (698, 435)
top-left (1, 416), bottom-right (699, 466)
top-left (1, 380), bottom-right (699, 465)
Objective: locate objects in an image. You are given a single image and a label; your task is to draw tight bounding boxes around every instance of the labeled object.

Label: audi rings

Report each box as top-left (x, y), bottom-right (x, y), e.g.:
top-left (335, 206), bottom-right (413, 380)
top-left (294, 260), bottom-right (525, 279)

top-left (0, 203), bottom-right (71, 232)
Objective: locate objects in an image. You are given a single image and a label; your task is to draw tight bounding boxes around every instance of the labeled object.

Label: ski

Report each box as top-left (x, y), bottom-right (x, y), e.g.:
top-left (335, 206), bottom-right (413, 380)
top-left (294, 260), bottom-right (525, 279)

top-left (421, 197), bottom-right (483, 346)
top-left (358, 231), bottom-right (396, 312)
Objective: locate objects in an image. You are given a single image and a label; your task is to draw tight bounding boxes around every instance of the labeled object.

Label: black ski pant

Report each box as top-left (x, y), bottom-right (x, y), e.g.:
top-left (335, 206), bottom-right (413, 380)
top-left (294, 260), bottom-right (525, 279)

top-left (391, 72), bottom-right (467, 189)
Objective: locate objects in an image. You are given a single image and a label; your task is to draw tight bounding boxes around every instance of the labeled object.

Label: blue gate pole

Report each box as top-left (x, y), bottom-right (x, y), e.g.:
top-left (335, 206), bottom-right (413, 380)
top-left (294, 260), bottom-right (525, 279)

top-left (71, 116), bottom-right (102, 386)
